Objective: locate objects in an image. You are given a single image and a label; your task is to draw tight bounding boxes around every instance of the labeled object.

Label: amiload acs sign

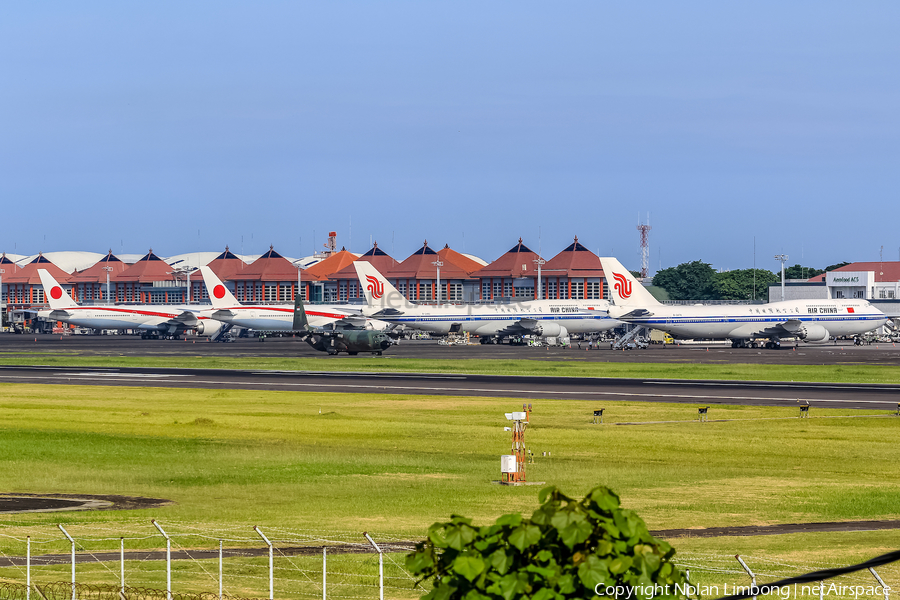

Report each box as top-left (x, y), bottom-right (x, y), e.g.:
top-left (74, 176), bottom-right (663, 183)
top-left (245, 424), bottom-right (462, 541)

top-left (826, 271), bottom-right (873, 298)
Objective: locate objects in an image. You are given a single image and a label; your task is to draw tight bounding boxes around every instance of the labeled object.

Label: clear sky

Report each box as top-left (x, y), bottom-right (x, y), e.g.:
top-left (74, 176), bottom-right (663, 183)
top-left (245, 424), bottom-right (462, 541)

top-left (2, 2), bottom-right (898, 273)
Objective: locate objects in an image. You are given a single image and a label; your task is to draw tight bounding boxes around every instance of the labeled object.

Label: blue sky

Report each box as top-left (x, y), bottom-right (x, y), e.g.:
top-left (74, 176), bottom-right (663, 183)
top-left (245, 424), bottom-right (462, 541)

top-left (2, 2), bottom-right (898, 273)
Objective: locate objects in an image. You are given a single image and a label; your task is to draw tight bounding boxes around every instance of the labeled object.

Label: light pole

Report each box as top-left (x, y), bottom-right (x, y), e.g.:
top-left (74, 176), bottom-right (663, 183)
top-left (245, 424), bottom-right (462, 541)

top-left (533, 258), bottom-right (545, 300)
top-left (0, 268), bottom-right (5, 326)
top-left (432, 259), bottom-right (443, 303)
top-left (774, 254), bottom-right (789, 302)
top-left (102, 266), bottom-right (113, 305)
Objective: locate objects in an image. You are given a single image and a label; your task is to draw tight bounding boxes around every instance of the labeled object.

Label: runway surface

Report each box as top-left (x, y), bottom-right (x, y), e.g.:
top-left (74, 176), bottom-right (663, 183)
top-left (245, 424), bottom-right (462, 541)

top-left (1, 363), bottom-right (898, 409)
top-left (3, 334), bottom-right (900, 365)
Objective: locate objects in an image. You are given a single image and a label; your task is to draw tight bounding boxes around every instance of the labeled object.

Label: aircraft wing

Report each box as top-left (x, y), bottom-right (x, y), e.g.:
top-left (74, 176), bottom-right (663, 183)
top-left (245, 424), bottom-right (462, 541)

top-left (333, 316), bottom-right (368, 329)
top-left (491, 319), bottom-right (543, 336)
top-left (615, 308), bottom-right (653, 319)
top-left (369, 308), bottom-right (405, 317)
top-left (171, 311), bottom-right (201, 327)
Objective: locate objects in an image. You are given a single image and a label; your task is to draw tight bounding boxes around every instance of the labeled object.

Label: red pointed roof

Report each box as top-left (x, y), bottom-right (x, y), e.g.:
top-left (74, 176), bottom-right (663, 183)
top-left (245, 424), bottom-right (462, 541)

top-left (233, 246), bottom-right (321, 281)
top-left (113, 250), bottom-right (175, 283)
top-left (386, 241), bottom-right (478, 280)
top-left (205, 246), bottom-right (250, 281)
top-left (69, 251), bottom-right (129, 283)
top-left (808, 262), bottom-right (900, 283)
top-left (542, 236), bottom-right (604, 278)
top-left (437, 245), bottom-right (483, 275)
top-left (473, 238), bottom-right (542, 279)
top-left (331, 242), bottom-right (399, 281)
top-left (3, 253), bottom-right (71, 284)
top-left (304, 248), bottom-right (359, 280)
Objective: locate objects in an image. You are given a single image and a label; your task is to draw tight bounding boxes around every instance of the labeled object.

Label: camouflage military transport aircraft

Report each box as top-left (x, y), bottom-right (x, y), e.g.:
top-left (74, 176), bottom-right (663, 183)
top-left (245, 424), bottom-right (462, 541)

top-left (292, 293), bottom-right (393, 356)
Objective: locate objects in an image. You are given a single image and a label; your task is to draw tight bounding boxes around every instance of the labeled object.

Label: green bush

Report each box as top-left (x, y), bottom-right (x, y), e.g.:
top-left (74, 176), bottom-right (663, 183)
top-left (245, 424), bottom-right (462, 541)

top-left (407, 486), bottom-right (685, 600)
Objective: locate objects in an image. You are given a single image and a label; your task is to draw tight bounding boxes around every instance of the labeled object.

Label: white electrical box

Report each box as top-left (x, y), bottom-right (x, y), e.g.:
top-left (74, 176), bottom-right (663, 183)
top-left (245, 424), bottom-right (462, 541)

top-left (501, 455), bottom-right (518, 473)
top-left (511, 411), bottom-right (526, 421)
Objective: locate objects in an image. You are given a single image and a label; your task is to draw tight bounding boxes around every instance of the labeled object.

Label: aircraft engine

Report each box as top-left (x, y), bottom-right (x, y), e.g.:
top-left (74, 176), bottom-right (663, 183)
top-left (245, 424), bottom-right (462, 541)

top-left (533, 322), bottom-right (568, 338)
top-left (194, 319), bottom-right (224, 337)
top-left (798, 323), bottom-right (830, 343)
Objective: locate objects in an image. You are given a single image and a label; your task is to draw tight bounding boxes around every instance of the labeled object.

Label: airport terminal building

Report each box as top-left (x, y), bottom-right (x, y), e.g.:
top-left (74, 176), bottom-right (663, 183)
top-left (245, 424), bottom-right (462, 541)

top-left (768, 261), bottom-right (900, 317)
top-left (1, 236), bottom-right (614, 326)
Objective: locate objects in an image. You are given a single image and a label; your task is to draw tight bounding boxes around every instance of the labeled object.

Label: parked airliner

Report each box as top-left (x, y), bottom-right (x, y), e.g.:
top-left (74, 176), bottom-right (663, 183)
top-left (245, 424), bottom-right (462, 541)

top-left (198, 266), bottom-right (388, 331)
top-left (354, 262), bottom-right (619, 341)
top-left (598, 257), bottom-right (889, 348)
top-left (38, 269), bottom-right (223, 339)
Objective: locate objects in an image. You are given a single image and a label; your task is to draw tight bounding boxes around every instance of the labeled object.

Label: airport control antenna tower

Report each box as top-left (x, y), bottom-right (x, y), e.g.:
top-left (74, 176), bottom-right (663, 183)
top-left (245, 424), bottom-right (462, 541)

top-left (637, 214), bottom-right (651, 279)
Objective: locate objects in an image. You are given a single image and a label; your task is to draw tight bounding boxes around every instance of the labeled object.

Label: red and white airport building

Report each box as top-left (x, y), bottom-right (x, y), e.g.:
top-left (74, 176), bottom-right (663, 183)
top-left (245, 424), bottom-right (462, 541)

top-left (1, 234), bottom-right (611, 328)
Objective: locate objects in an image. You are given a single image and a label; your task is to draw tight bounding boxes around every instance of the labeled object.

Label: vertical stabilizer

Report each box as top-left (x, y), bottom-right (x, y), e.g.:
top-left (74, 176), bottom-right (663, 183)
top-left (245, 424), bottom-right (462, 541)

top-left (353, 261), bottom-right (412, 310)
top-left (598, 257), bottom-right (661, 307)
top-left (199, 267), bottom-right (239, 309)
top-left (292, 290), bottom-right (310, 331)
top-left (38, 269), bottom-right (78, 310)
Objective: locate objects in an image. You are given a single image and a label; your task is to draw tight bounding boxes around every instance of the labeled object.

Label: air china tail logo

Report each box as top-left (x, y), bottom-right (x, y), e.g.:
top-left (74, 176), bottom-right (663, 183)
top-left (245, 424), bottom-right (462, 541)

top-left (612, 273), bottom-right (632, 299)
top-left (365, 274), bottom-right (384, 299)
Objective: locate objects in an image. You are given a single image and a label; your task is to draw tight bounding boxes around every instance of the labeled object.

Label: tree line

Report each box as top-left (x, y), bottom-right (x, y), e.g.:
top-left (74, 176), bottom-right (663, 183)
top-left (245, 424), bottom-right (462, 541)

top-left (650, 261), bottom-right (849, 302)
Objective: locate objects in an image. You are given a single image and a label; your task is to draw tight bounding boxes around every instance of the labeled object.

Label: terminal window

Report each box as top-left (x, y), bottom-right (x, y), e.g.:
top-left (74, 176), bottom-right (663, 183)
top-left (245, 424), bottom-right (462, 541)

top-left (571, 281), bottom-right (584, 299)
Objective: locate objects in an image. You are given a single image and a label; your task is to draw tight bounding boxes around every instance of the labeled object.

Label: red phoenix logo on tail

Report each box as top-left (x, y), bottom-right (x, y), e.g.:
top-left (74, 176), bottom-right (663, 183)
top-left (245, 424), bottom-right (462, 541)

top-left (612, 273), bottom-right (632, 299)
top-left (365, 274), bottom-right (384, 299)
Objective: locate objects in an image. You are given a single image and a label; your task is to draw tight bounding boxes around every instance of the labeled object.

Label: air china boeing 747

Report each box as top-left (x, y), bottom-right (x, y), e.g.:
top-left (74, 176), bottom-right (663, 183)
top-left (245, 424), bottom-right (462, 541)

top-left (354, 262), bottom-right (619, 342)
top-left (598, 257), bottom-right (888, 349)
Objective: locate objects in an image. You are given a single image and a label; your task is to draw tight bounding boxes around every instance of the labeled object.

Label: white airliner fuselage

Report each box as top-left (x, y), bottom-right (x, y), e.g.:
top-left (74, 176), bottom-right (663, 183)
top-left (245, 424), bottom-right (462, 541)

top-left (198, 266), bottom-right (387, 331)
top-left (354, 262), bottom-right (619, 339)
top-left (599, 257), bottom-right (889, 347)
top-left (37, 269), bottom-right (222, 337)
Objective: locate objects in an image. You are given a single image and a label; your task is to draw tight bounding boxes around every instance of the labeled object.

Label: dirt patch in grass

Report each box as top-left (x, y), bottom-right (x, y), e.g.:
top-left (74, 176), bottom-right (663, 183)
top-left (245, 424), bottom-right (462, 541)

top-left (0, 493), bottom-right (173, 514)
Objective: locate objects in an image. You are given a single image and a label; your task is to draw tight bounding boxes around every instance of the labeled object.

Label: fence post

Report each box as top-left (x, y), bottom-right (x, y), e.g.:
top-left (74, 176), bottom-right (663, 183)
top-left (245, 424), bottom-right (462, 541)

top-left (869, 567), bottom-right (890, 600)
top-left (364, 532), bottom-right (383, 600)
top-left (120, 537), bottom-right (125, 598)
top-left (219, 540), bottom-right (223, 600)
top-left (735, 555), bottom-right (757, 600)
top-left (254, 526), bottom-right (274, 600)
top-left (26, 536), bottom-right (31, 600)
top-left (151, 520), bottom-right (172, 600)
top-left (322, 547), bottom-right (327, 600)
top-left (58, 525), bottom-right (76, 600)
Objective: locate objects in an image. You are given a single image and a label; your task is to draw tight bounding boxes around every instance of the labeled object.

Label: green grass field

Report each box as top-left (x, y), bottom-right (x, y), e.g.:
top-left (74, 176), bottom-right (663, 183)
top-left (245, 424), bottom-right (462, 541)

top-left (2, 351), bottom-right (900, 383)
top-left (1, 382), bottom-right (899, 598)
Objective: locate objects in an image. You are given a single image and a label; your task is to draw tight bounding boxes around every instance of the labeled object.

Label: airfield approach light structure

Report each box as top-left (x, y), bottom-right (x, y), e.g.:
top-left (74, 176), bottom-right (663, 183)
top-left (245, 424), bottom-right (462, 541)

top-left (501, 403), bottom-right (532, 483)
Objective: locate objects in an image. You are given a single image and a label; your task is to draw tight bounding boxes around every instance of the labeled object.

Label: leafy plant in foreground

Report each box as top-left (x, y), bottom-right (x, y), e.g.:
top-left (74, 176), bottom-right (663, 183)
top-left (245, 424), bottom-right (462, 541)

top-left (407, 486), bottom-right (685, 600)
